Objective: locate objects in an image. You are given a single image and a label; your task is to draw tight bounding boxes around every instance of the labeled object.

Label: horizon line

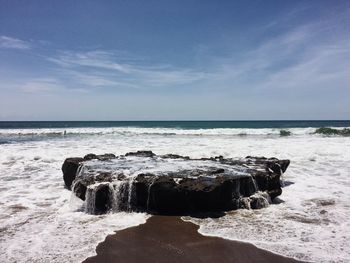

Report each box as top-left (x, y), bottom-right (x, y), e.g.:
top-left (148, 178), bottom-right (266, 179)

top-left (1, 120), bottom-right (350, 122)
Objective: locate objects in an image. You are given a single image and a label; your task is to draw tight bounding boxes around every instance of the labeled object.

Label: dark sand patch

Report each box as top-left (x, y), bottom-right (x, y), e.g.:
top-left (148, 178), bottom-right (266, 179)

top-left (84, 215), bottom-right (305, 263)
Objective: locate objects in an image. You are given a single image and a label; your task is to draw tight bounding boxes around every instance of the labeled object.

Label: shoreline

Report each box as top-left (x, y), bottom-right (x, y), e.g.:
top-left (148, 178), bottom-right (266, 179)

top-left (84, 215), bottom-right (305, 263)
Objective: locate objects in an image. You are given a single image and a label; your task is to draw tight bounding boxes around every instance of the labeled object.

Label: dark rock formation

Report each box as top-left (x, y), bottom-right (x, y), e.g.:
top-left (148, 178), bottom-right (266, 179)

top-left (83, 153), bottom-right (117, 160)
top-left (72, 180), bottom-right (88, 200)
top-left (314, 127), bottom-right (350, 136)
top-left (62, 157), bottom-right (84, 190)
top-left (62, 151), bottom-right (290, 215)
top-left (125, 150), bottom-right (155, 157)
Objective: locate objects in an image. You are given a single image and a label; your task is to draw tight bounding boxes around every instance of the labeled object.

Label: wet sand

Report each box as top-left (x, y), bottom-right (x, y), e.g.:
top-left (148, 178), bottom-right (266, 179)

top-left (84, 215), bottom-right (304, 263)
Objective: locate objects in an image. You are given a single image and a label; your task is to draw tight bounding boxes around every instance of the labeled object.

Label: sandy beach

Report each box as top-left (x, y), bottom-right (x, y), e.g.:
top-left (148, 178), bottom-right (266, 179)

top-left (84, 215), bottom-right (304, 263)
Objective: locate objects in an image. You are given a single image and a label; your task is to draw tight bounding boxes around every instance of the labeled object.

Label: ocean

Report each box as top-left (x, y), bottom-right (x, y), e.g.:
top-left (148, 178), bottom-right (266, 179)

top-left (1, 121), bottom-right (349, 262)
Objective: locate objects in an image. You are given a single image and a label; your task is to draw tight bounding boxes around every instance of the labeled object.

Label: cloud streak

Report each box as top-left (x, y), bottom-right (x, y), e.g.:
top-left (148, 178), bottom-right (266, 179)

top-left (199, 16), bottom-right (350, 98)
top-left (0, 36), bottom-right (31, 50)
top-left (47, 50), bottom-right (207, 90)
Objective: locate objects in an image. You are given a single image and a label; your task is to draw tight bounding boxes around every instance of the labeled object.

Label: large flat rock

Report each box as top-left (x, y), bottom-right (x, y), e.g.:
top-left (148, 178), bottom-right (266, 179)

top-left (62, 151), bottom-right (290, 215)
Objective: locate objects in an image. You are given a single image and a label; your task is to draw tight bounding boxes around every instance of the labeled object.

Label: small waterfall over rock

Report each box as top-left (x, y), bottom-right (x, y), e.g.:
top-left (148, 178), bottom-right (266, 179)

top-left (85, 185), bottom-right (97, 214)
top-left (251, 175), bottom-right (258, 192)
top-left (83, 177), bottom-right (138, 214)
top-left (84, 183), bottom-right (114, 214)
top-left (110, 182), bottom-right (122, 212)
top-left (146, 176), bottom-right (158, 211)
top-left (76, 164), bottom-right (84, 178)
top-left (127, 176), bottom-right (136, 211)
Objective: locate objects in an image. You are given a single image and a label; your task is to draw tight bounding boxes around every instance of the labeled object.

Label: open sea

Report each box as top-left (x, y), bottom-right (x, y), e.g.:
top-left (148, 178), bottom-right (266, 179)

top-left (1, 120), bottom-right (349, 262)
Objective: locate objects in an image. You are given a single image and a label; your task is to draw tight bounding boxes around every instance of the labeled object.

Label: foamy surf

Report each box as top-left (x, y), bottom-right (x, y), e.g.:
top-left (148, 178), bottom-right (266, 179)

top-left (0, 126), bottom-right (349, 138)
top-left (1, 123), bottom-right (349, 262)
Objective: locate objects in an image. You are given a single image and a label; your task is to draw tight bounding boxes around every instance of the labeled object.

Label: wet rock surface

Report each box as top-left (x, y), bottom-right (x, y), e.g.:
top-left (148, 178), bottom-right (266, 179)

top-left (62, 151), bottom-right (290, 215)
top-left (62, 157), bottom-right (84, 190)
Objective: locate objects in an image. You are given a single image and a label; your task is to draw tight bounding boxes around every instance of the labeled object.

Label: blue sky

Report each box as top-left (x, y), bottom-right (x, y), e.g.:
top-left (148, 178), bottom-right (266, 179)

top-left (0, 0), bottom-right (349, 120)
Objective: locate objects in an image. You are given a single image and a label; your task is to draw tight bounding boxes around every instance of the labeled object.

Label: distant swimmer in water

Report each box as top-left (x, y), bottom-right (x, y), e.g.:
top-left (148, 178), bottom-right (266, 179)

top-left (63, 130), bottom-right (67, 136)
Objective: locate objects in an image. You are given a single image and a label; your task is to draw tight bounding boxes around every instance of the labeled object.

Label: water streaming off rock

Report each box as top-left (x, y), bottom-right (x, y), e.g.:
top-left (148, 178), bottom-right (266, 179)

top-left (67, 153), bottom-right (285, 215)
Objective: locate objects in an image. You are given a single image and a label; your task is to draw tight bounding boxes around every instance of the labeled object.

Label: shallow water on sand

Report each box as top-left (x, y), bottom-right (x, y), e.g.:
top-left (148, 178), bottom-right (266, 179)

top-left (0, 126), bottom-right (349, 262)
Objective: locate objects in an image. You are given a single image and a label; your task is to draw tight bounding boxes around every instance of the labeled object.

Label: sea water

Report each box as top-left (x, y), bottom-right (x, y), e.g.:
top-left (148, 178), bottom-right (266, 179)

top-left (0, 121), bottom-right (349, 262)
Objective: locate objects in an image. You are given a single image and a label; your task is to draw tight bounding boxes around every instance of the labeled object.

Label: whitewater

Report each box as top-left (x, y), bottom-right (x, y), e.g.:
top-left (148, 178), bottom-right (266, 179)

top-left (0, 126), bottom-right (349, 262)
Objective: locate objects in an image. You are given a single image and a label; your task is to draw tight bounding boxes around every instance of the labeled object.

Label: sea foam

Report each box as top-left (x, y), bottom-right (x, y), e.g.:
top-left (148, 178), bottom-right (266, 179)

top-left (0, 126), bottom-right (349, 262)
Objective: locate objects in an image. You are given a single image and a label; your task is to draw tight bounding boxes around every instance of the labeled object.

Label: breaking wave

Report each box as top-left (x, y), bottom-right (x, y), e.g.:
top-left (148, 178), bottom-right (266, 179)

top-left (1, 127), bottom-right (350, 142)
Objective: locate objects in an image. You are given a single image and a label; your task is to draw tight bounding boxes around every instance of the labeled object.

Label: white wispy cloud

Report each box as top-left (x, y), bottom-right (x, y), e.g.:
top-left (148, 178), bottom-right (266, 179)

top-left (200, 15), bottom-right (350, 97)
top-left (64, 70), bottom-right (141, 89)
top-left (48, 50), bottom-right (130, 73)
top-left (16, 77), bottom-right (89, 94)
top-left (0, 36), bottom-right (31, 50)
top-left (18, 78), bottom-right (63, 93)
top-left (48, 50), bottom-right (207, 89)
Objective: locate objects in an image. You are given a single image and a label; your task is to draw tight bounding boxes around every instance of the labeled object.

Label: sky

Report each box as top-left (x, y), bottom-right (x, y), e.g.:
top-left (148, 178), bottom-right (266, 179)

top-left (0, 0), bottom-right (350, 121)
